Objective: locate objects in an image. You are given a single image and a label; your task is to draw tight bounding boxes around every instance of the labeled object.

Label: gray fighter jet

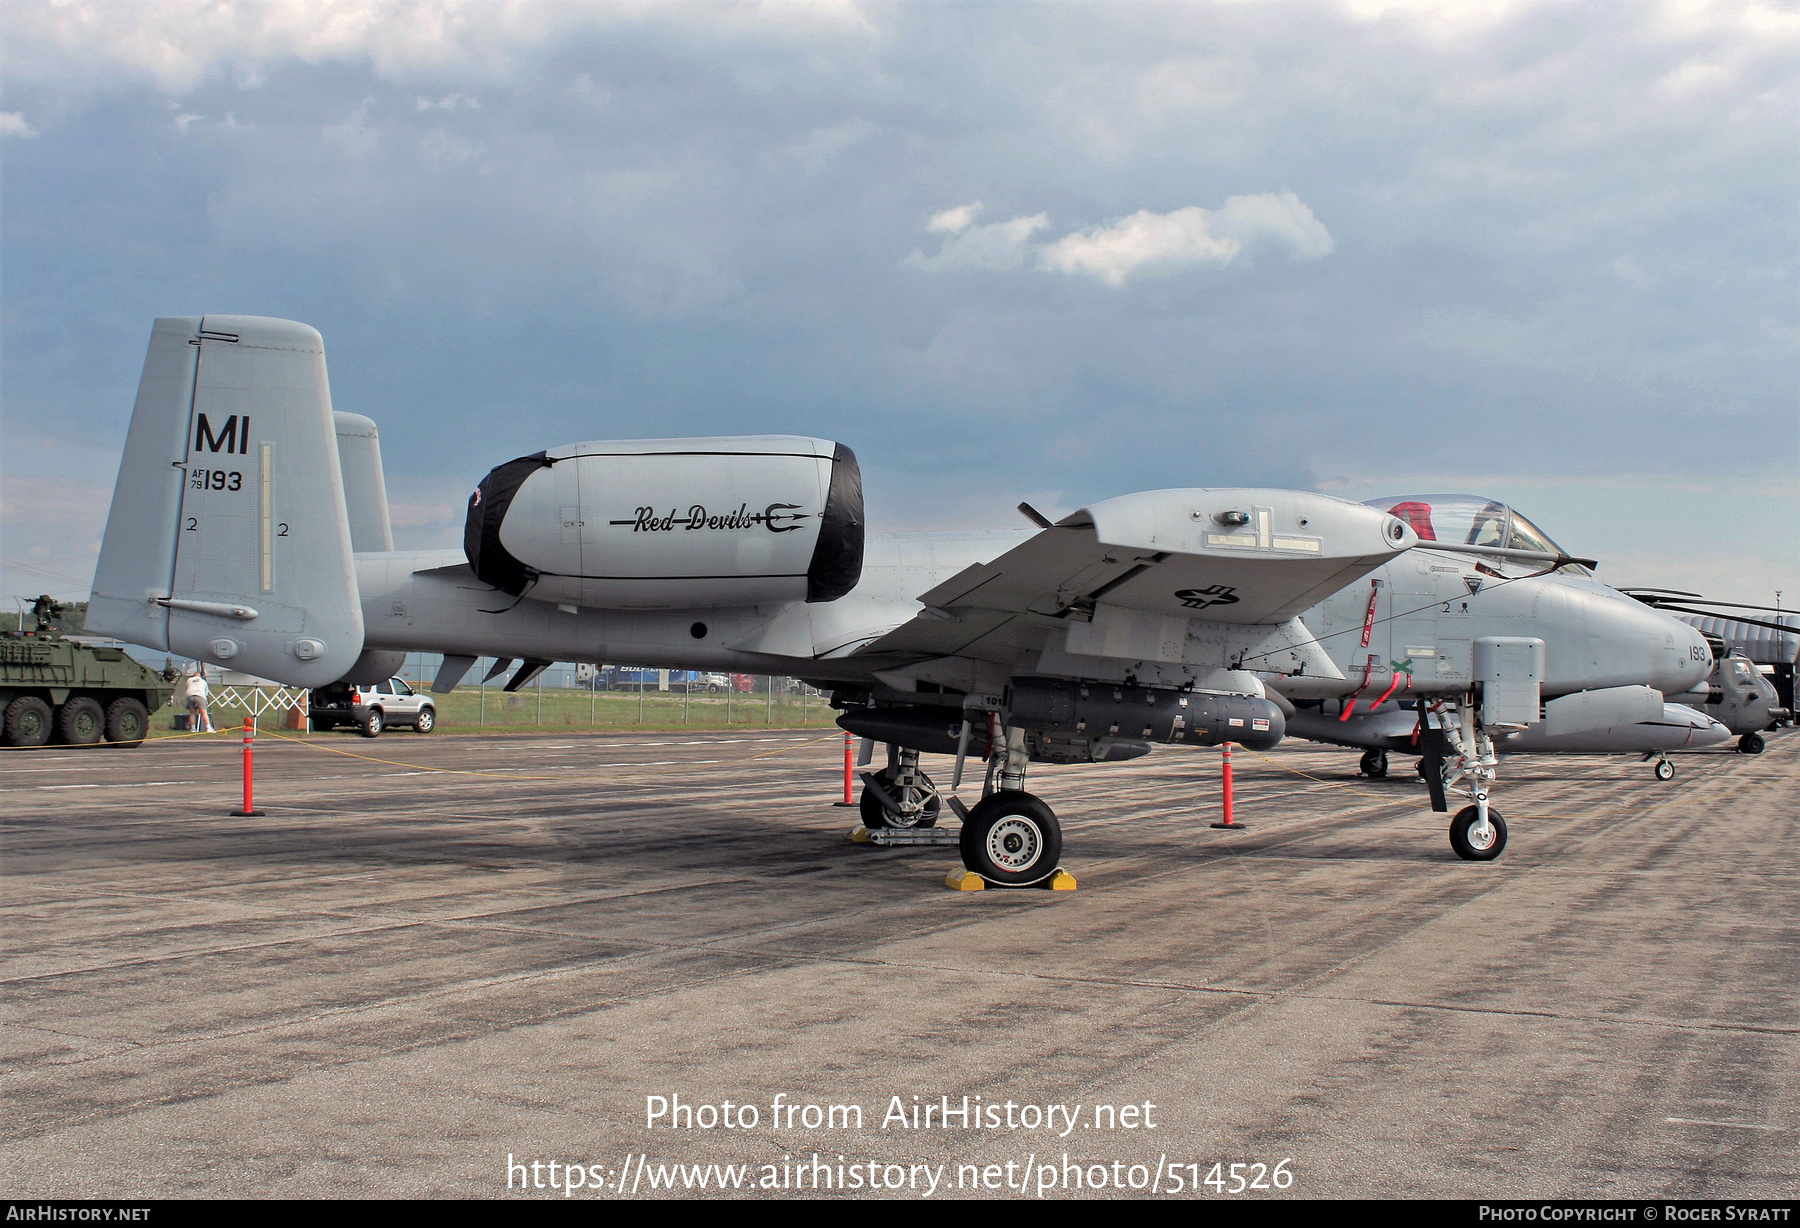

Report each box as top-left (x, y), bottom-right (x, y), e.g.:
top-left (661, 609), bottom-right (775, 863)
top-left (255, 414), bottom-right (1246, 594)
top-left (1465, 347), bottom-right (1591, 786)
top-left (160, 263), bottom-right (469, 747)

top-left (86, 317), bottom-right (1714, 882)
top-left (1290, 695), bottom-right (1730, 783)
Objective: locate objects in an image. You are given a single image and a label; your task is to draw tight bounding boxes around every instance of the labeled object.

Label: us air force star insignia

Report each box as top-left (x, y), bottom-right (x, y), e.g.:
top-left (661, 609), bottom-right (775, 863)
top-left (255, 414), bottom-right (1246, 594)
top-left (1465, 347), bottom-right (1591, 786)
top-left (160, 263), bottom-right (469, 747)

top-left (1174, 585), bottom-right (1240, 610)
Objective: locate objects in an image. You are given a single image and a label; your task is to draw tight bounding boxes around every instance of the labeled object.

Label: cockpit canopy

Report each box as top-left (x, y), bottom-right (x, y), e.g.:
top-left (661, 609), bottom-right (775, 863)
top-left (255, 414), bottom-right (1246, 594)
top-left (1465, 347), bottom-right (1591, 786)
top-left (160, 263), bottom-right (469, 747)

top-left (1362, 494), bottom-right (1569, 559)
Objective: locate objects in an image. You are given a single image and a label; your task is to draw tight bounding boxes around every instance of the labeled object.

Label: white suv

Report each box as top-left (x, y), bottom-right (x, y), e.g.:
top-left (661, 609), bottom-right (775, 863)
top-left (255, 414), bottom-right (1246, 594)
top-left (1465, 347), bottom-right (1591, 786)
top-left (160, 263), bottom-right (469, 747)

top-left (309, 677), bottom-right (436, 737)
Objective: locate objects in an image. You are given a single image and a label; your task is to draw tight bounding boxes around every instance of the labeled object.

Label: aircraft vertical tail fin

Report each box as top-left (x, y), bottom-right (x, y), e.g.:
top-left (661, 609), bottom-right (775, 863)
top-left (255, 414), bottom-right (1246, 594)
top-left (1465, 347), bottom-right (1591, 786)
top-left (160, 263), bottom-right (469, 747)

top-left (87, 315), bottom-right (365, 687)
top-left (333, 411), bottom-right (395, 552)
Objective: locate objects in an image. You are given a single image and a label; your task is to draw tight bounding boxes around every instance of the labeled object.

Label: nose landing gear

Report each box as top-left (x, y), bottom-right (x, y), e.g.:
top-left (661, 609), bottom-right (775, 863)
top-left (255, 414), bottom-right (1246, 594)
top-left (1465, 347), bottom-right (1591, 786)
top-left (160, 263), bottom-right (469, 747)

top-left (1435, 700), bottom-right (1510, 862)
top-left (1359, 748), bottom-right (1389, 778)
top-left (1450, 805), bottom-right (1508, 860)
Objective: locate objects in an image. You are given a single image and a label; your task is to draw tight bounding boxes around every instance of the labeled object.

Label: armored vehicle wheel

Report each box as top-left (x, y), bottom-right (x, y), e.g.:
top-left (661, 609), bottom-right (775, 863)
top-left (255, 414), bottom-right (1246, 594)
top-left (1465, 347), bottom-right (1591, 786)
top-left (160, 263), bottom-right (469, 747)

top-left (1738, 732), bottom-right (1765, 755)
top-left (415, 706), bottom-right (435, 734)
top-left (1449, 806), bottom-right (1507, 861)
top-left (859, 766), bottom-right (940, 828)
top-left (104, 697), bottom-right (150, 747)
top-left (1360, 749), bottom-right (1389, 778)
top-left (959, 791), bottom-right (1062, 887)
top-left (57, 697), bottom-right (105, 746)
top-left (1653, 758), bottom-right (1675, 781)
top-left (3, 696), bottom-right (52, 747)
top-left (361, 709), bottom-right (384, 738)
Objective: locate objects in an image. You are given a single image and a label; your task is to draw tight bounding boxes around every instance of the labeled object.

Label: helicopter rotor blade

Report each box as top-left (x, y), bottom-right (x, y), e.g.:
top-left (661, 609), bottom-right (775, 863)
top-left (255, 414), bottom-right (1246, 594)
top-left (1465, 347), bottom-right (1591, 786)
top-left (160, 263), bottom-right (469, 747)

top-left (1652, 605), bottom-right (1800, 637)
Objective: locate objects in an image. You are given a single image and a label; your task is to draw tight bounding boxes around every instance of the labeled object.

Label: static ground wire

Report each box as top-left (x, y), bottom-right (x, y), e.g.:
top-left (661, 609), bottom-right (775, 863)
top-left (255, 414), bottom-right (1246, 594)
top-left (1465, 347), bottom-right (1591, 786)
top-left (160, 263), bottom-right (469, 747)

top-left (0, 725), bottom-right (223, 751)
top-left (1232, 559), bottom-right (1564, 672)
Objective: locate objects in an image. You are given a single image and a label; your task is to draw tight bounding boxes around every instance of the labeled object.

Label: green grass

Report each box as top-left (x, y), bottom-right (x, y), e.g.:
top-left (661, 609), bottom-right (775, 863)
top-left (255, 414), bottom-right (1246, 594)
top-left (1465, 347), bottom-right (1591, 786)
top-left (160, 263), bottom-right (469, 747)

top-left (430, 686), bottom-right (838, 732)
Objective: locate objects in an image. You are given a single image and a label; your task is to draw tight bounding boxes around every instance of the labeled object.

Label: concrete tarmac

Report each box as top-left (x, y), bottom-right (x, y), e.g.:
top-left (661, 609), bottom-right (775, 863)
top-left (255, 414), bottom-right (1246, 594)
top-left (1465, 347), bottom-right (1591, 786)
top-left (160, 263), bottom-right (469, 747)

top-left (2, 725), bottom-right (1795, 1199)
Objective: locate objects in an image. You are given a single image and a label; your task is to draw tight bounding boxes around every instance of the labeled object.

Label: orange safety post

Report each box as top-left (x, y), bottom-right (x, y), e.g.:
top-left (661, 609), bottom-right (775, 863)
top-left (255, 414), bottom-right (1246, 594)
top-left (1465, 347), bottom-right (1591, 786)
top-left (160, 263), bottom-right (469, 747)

top-left (832, 730), bottom-right (857, 807)
top-left (232, 715), bottom-right (266, 817)
top-left (1210, 741), bottom-right (1246, 830)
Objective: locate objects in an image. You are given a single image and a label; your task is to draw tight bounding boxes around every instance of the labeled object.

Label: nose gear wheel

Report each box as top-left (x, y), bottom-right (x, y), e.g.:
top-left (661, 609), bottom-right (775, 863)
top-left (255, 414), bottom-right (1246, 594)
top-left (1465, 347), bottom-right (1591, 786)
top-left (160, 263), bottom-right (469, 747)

top-left (1450, 805), bottom-right (1507, 861)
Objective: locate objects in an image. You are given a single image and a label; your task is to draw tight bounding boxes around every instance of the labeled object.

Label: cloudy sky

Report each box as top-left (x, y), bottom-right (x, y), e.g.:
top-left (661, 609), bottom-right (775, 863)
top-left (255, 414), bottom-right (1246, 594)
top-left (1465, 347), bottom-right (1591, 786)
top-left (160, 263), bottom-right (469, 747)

top-left (3, 0), bottom-right (1795, 612)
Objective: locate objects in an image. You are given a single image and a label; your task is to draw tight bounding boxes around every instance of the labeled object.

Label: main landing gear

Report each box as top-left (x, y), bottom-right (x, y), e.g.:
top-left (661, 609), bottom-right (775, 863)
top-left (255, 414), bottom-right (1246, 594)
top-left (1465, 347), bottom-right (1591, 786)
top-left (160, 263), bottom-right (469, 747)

top-left (959, 791), bottom-right (1063, 887)
top-left (1738, 732), bottom-right (1765, 755)
top-left (961, 725), bottom-right (1062, 886)
top-left (1359, 749), bottom-right (1389, 778)
top-left (861, 724), bottom-right (1066, 887)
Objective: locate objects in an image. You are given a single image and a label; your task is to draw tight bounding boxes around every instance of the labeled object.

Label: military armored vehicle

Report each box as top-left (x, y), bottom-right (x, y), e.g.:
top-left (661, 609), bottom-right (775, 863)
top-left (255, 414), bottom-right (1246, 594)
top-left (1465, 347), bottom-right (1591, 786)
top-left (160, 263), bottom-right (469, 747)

top-left (0, 596), bottom-right (176, 748)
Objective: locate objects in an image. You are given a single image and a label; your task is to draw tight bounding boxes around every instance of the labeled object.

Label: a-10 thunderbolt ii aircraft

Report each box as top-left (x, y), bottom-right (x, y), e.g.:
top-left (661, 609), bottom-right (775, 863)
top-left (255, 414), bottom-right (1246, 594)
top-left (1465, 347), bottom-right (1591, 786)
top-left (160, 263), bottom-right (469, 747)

top-left (1289, 688), bottom-right (1731, 783)
top-left (87, 317), bottom-right (1714, 883)
top-left (1284, 496), bottom-right (1742, 782)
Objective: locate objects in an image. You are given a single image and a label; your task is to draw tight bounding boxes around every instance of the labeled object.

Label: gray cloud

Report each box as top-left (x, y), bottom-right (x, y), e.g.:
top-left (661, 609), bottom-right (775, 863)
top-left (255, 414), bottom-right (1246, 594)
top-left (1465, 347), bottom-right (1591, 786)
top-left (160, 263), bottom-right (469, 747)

top-left (1, 0), bottom-right (1794, 603)
top-left (905, 191), bottom-right (1334, 283)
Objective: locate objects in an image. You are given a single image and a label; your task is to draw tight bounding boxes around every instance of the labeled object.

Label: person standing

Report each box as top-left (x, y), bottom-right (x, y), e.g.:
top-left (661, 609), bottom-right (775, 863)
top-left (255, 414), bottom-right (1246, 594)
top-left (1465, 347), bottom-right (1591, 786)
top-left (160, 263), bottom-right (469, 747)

top-left (181, 668), bottom-right (215, 733)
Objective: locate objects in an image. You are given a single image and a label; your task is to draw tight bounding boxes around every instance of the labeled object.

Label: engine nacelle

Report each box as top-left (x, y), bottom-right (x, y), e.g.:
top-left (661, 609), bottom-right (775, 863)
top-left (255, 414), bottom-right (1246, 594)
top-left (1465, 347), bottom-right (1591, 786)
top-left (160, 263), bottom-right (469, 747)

top-left (464, 436), bottom-right (863, 609)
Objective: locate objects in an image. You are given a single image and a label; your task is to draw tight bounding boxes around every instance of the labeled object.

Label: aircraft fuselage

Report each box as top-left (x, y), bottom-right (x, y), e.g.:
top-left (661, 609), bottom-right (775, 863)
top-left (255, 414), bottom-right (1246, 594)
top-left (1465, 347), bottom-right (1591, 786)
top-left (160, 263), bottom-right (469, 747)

top-left (354, 533), bottom-right (1711, 702)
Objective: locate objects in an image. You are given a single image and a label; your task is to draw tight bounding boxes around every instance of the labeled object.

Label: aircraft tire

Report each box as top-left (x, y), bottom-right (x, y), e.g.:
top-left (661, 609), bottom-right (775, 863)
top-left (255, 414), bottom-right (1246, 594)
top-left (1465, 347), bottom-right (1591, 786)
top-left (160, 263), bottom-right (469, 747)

top-left (1653, 758), bottom-right (1675, 781)
top-left (1738, 732), bottom-right (1765, 755)
top-left (959, 791), bottom-right (1061, 886)
top-left (1449, 806), bottom-right (1507, 861)
top-left (859, 766), bottom-right (939, 829)
top-left (1360, 749), bottom-right (1388, 778)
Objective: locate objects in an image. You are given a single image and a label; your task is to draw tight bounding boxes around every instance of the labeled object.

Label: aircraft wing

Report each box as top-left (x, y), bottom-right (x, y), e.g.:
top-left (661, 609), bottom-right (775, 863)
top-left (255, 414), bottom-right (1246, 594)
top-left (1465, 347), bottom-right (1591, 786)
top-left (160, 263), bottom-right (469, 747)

top-left (855, 488), bottom-right (1415, 665)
